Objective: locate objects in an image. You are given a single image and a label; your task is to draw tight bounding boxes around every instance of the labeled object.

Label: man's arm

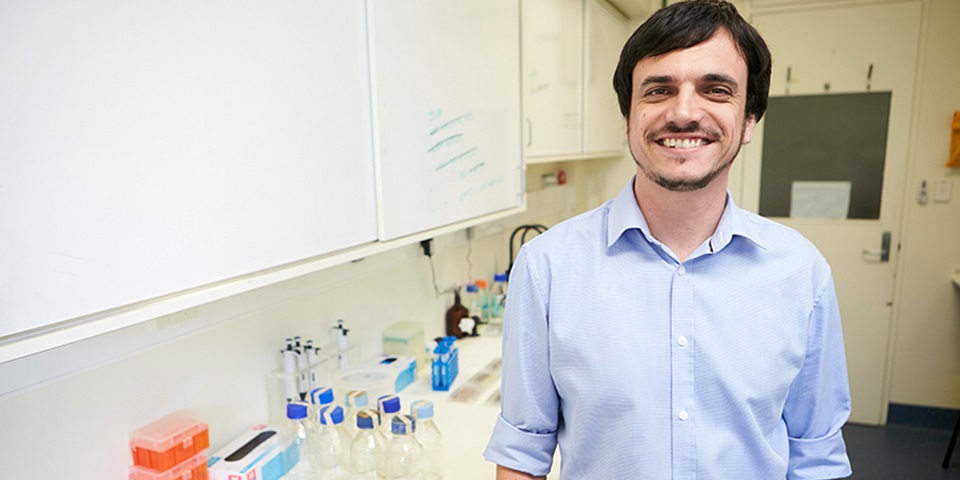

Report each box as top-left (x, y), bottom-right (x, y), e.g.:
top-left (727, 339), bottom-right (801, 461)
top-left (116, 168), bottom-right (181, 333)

top-left (497, 464), bottom-right (545, 480)
top-left (482, 245), bottom-right (560, 476)
top-left (782, 272), bottom-right (853, 479)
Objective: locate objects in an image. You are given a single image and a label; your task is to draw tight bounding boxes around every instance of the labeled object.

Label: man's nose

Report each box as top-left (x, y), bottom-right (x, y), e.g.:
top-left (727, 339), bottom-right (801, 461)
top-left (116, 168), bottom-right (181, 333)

top-left (665, 87), bottom-right (703, 126)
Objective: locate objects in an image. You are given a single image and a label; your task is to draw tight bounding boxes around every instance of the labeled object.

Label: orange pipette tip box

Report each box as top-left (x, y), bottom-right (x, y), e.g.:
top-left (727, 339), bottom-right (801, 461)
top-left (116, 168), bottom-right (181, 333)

top-left (130, 414), bottom-right (209, 472)
top-left (129, 452), bottom-right (208, 480)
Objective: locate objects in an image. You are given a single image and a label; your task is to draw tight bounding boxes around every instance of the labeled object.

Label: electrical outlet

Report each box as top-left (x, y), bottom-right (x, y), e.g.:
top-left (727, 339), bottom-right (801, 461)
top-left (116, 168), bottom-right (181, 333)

top-left (934, 178), bottom-right (952, 203)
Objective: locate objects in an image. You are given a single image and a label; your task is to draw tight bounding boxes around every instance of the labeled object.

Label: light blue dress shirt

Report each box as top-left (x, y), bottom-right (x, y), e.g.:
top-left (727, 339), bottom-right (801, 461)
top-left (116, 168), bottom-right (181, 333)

top-left (484, 179), bottom-right (852, 479)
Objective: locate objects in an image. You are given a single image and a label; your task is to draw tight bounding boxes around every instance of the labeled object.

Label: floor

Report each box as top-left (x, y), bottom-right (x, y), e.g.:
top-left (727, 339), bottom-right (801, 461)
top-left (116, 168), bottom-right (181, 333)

top-left (844, 422), bottom-right (960, 479)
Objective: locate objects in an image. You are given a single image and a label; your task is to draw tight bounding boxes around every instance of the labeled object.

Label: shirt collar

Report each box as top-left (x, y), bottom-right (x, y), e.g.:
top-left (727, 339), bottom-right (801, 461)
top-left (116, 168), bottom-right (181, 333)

top-left (606, 177), bottom-right (767, 252)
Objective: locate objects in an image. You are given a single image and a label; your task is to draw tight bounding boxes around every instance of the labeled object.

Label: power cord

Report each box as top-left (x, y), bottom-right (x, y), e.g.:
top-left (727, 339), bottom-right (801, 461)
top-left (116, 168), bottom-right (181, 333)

top-left (421, 238), bottom-right (457, 298)
top-left (507, 224), bottom-right (548, 276)
top-left (421, 239), bottom-right (441, 296)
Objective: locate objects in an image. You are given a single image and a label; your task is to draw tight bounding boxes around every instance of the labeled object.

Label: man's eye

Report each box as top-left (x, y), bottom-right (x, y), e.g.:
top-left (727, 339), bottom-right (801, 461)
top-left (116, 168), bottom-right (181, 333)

top-left (646, 88), bottom-right (669, 96)
top-left (706, 87), bottom-right (732, 96)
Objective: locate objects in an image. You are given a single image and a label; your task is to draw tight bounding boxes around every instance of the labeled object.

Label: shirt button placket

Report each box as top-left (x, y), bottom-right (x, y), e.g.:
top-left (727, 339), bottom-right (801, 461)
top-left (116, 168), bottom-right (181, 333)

top-left (671, 262), bottom-right (696, 480)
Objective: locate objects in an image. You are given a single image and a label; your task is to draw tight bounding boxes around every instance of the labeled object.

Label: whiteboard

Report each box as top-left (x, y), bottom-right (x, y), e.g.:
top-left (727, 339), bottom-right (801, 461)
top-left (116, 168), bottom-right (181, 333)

top-left (0, 0), bottom-right (378, 337)
top-left (367, 0), bottom-right (523, 240)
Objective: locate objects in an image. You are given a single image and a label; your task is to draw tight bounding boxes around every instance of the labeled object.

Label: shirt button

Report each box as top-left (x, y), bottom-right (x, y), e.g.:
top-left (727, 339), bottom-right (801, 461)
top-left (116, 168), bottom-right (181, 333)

top-left (678, 265), bottom-right (686, 275)
top-left (678, 335), bottom-right (688, 347)
top-left (678, 408), bottom-right (689, 421)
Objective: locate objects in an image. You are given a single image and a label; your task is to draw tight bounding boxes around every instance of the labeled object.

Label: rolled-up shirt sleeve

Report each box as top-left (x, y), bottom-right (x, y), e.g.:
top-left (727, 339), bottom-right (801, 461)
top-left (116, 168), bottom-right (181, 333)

top-left (783, 272), bottom-right (853, 479)
top-left (483, 245), bottom-right (560, 476)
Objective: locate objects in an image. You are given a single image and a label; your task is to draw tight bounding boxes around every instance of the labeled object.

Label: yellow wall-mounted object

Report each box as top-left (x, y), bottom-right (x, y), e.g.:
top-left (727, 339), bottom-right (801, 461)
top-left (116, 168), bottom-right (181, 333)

top-left (949, 110), bottom-right (960, 167)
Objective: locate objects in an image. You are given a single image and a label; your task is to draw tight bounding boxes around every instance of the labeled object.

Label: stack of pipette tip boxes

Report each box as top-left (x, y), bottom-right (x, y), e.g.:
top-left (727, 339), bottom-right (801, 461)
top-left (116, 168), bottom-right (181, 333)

top-left (129, 413), bottom-right (210, 480)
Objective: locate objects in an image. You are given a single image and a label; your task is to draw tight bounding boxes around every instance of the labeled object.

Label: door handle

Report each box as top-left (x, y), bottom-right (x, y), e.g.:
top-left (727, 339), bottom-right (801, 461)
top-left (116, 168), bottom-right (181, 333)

top-left (862, 231), bottom-right (891, 263)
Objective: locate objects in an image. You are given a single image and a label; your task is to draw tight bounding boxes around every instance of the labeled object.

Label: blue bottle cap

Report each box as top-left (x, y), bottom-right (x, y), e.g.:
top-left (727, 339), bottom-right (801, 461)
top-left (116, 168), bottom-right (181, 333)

top-left (319, 405), bottom-right (344, 425)
top-left (357, 411), bottom-right (375, 430)
top-left (378, 394), bottom-right (401, 414)
top-left (390, 415), bottom-right (416, 436)
top-left (311, 387), bottom-right (334, 405)
top-left (494, 273), bottom-right (508, 282)
top-left (433, 344), bottom-right (449, 355)
top-left (411, 400), bottom-right (434, 420)
top-left (466, 284), bottom-right (478, 293)
top-left (286, 401), bottom-right (308, 420)
top-left (347, 390), bottom-right (368, 408)
top-left (442, 336), bottom-right (456, 346)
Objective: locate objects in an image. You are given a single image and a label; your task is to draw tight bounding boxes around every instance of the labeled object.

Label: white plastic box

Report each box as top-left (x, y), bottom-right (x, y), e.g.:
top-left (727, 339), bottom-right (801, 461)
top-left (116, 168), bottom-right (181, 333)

top-left (208, 425), bottom-right (290, 480)
top-left (382, 321), bottom-right (427, 367)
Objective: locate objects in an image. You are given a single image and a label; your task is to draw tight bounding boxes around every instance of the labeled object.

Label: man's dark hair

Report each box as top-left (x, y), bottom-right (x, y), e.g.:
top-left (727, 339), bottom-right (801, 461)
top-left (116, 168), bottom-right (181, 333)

top-left (612, 0), bottom-right (772, 121)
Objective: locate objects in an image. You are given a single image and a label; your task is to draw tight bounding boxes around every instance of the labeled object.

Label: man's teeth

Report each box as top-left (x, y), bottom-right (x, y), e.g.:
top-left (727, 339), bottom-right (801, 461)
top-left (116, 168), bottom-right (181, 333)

top-left (662, 138), bottom-right (705, 149)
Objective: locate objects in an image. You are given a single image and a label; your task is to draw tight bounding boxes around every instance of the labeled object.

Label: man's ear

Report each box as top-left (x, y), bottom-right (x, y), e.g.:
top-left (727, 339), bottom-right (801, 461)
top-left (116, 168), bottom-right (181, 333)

top-left (742, 114), bottom-right (758, 144)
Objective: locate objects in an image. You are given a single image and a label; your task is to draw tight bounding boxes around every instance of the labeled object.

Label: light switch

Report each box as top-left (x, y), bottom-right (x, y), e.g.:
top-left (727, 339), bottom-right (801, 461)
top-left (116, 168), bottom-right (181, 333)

top-left (934, 178), bottom-right (952, 203)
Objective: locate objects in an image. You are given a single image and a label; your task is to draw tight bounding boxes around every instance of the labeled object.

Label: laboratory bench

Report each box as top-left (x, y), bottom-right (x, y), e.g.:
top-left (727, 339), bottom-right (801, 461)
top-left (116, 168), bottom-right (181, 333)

top-left (396, 335), bottom-right (560, 480)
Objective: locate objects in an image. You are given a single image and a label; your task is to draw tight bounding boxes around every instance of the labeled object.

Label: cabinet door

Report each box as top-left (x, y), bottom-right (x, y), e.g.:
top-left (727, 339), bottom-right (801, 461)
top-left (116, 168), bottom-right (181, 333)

top-left (522, 0), bottom-right (583, 158)
top-left (583, 0), bottom-right (627, 154)
top-left (0, 0), bottom-right (377, 338)
top-left (369, 0), bottom-right (523, 240)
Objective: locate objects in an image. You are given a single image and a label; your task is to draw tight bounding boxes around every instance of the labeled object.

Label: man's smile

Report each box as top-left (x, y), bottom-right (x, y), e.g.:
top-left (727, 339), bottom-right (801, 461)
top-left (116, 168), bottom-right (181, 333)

top-left (657, 137), bottom-right (711, 149)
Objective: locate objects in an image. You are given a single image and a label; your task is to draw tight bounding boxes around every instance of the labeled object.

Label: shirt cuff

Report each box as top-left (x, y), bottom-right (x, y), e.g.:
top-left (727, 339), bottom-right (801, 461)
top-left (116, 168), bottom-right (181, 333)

top-left (788, 428), bottom-right (853, 479)
top-left (483, 413), bottom-right (557, 476)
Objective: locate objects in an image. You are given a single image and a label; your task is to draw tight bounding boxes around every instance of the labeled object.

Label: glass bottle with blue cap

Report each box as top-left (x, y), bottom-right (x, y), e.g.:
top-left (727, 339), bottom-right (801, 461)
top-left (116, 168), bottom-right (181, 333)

top-left (316, 404), bottom-right (352, 479)
top-left (412, 400), bottom-right (443, 479)
top-left (351, 409), bottom-right (384, 480)
top-left (343, 390), bottom-right (369, 439)
top-left (384, 414), bottom-right (424, 480)
top-left (309, 386), bottom-right (335, 429)
top-left (283, 401), bottom-right (322, 480)
top-left (377, 394), bottom-right (402, 441)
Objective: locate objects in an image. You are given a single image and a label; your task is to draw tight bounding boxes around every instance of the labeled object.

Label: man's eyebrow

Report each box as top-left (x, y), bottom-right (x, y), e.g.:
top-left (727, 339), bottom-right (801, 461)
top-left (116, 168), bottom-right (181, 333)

top-left (639, 73), bottom-right (741, 89)
top-left (639, 75), bottom-right (674, 87)
top-left (703, 73), bottom-right (740, 89)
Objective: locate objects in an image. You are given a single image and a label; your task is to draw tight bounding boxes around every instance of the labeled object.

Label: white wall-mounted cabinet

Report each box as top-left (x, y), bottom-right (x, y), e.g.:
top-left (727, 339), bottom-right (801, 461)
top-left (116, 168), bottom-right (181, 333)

top-left (522, 0), bottom-right (628, 163)
top-left (369, 0), bottom-right (524, 241)
top-left (0, 0), bottom-right (523, 363)
top-left (522, 0), bottom-right (583, 158)
top-left (583, 0), bottom-right (629, 154)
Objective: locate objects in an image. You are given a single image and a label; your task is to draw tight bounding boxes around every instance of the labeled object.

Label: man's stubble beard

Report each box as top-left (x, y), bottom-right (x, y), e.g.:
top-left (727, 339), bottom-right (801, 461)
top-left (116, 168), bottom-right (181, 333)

top-left (628, 121), bottom-right (748, 192)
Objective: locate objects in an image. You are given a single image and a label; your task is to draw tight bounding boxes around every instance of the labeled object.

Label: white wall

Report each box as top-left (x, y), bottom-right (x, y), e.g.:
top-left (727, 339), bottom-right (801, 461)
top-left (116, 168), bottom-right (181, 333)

top-left (887, 0), bottom-right (960, 409)
top-left (0, 158), bottom-right (631, 479)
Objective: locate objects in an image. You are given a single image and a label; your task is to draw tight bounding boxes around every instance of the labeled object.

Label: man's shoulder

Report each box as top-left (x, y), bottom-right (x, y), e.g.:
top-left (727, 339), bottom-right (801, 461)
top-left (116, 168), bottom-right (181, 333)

top-left (734, 207), bottom-right (830, 267)
top-left (523, 201), bottom-right (612, 252)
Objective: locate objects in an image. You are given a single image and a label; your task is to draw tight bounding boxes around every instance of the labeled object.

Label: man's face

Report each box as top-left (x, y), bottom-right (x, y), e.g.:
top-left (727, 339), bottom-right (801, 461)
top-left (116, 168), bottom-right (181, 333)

top-left (626, 29), bottom-right (756, 192)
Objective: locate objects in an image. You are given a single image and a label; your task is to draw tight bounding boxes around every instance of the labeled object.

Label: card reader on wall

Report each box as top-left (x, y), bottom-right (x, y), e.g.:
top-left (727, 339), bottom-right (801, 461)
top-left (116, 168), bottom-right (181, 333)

top-left (367, 354), bottom-right (417, 393)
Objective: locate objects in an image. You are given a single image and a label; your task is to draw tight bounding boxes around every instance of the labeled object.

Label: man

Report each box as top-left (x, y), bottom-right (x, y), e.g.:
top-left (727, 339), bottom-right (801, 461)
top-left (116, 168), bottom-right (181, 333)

top-left (483, 1), bottom-right (853, 479)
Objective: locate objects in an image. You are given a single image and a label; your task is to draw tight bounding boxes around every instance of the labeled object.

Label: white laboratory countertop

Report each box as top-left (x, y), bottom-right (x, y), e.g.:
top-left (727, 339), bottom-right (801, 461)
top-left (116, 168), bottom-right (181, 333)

top-left (396, 335), bottom-right (560, 480)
